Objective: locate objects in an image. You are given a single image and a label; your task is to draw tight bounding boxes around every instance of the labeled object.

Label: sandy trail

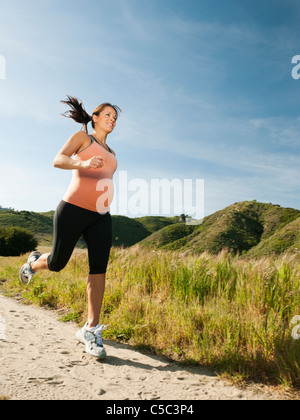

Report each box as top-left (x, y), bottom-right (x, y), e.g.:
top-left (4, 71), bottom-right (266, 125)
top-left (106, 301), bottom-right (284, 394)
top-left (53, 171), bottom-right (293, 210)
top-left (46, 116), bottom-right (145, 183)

top-left (0, 294), bottom-right (283, 401)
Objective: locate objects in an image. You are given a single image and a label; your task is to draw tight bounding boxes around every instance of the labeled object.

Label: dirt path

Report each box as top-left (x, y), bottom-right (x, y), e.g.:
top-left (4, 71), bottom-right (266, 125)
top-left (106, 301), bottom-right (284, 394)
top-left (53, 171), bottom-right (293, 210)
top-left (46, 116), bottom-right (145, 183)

top-left (0, 294), bottom-right (284, 400)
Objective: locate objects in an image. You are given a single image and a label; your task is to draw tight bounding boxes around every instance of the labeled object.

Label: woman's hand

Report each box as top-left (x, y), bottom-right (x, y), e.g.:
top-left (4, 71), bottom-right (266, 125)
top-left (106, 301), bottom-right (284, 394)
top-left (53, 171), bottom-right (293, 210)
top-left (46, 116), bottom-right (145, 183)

top-left (82, 156), bottom-right (106, 169)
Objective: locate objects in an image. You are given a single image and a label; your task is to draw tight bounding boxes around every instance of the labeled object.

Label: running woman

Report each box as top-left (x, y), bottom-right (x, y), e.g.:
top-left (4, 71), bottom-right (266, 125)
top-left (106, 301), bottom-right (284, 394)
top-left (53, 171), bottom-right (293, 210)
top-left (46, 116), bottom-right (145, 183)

top-left (19, 96), bottom-right (121, 359)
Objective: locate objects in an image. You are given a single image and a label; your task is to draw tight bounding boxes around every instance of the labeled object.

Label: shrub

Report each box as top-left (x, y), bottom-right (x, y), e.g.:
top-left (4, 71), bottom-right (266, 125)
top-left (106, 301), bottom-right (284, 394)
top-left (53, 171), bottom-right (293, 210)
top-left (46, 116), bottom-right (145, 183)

top-left (0, 226), bottom-right (38, 256)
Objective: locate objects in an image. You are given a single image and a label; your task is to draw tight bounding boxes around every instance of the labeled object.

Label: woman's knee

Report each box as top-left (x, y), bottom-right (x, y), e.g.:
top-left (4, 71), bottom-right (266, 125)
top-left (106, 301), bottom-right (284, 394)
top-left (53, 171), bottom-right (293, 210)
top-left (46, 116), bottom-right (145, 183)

top-left (48, 263), bottom-right (66, 273)
top-left (89, 264), bottom-right (108, 275)
top-left (47, 255), bottom-right (68, 273)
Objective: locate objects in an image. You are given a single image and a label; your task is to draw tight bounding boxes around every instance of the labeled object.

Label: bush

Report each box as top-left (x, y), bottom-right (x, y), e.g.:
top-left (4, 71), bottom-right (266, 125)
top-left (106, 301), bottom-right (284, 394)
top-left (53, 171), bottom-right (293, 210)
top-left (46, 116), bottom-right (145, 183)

top-left (0, 226), bottom-right (38, 256)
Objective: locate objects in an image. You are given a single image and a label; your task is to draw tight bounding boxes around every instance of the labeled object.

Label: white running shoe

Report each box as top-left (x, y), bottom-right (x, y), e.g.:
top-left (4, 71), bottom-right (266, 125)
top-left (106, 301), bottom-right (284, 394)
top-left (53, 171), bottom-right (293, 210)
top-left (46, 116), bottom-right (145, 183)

top-left (19, 251), bottom-right (41, 285)
top-left (76, 323), bottom-right (108, 359)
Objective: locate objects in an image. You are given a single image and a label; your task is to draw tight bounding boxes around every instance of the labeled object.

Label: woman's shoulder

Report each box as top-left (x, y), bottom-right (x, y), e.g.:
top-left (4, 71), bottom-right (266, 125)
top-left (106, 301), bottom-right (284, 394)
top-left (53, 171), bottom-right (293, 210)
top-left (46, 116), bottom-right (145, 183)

top-left (69, 131), bottom-right (92, 155)
top-left (70, 130), bottom-right (91, 141)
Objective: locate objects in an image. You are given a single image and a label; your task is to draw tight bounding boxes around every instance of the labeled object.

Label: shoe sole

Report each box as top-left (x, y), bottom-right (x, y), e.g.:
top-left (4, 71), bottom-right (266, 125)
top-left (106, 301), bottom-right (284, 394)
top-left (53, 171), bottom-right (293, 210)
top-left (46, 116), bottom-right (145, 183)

top-left (19, 251), bottom-right (42, 285)
top-left (19, 264), bottom-right (31, 285)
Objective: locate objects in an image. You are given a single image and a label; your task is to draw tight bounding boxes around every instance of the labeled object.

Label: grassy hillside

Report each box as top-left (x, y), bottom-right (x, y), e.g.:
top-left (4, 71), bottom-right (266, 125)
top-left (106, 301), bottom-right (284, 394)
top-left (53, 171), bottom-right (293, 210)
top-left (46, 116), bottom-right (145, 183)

top-left (1, 201), bottom-right (299, 257)
top-left (133, 215), bottom-right (180, 234)
top-left (112, 215), bottom-right (184, 247)
top-left (140, 201), bottom-right (300, 258)
top-left (0, 207), bottom-right (178, 248)
top-left (247, 217), bottom-right (300, 258)
top-left (140, 223), bottom-right (198, 248)
top-left (111, 216), bottom-right (151, 247)
top-left (0, 209), bottom-right (54, 246)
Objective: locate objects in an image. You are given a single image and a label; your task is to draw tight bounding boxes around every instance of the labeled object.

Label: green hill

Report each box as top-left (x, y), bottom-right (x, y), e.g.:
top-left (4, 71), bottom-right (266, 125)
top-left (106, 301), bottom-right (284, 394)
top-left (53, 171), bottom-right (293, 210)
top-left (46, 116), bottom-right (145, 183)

top-left (0, 209), bottom-right (54, 246)
top-left (246, 217), bottom-right (300, 258)
top-left (140, 201), bottom-right (300, 257)
top-left (132, 215), bottom-right (180, 234)
top-left (112, 216), bottom-right (151, 247)
top-left (0, 208), bottom-right (178, 248)
top-left (0, 201), bottom-right (299, 258)
top-left (112, 215), bottom-right (185, 247)
top-left (139, 223), bottom-right (198, 248)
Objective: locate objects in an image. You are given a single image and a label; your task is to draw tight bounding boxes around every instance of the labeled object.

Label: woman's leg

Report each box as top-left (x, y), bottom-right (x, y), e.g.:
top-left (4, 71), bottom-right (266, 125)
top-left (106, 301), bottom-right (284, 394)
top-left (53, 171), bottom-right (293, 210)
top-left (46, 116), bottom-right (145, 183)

top-left (87, 274), bottom-right (106, 328)
top-left (32, 201), bottom-right (86, 274)
top-left (31, 253), bottom-right (50, 272)
top-left (83, 212), bottom-right (112, 328)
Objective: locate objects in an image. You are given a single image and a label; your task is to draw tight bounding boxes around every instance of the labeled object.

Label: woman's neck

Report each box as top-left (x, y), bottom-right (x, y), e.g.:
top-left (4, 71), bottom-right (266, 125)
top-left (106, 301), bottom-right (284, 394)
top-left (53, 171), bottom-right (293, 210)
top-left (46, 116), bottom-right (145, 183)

top-left (91, 130), bottom-right (108, 144)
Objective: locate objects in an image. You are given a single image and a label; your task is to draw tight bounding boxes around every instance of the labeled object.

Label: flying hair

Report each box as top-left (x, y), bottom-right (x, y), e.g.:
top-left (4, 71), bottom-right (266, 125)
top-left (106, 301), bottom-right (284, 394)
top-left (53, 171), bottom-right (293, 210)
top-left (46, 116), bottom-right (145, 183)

top-left (61, 95), bottom-right (121, 133)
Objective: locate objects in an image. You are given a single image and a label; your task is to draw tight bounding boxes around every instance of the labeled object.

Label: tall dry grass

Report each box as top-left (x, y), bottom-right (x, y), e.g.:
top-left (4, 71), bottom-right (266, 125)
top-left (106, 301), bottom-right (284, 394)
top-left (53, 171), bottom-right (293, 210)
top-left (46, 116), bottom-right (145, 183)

top-left (0, 246), bottom-right (299, 388)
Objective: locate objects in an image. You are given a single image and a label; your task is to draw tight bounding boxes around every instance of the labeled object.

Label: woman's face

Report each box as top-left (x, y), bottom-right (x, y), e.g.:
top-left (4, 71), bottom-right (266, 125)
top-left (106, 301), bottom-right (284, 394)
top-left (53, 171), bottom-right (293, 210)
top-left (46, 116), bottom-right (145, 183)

top-left (93, 106), bottom-right (118, 134)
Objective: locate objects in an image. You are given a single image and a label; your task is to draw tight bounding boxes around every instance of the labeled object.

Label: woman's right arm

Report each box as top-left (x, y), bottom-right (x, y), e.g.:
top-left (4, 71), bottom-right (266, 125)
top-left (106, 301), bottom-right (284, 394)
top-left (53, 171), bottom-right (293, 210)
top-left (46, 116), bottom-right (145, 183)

top-left (53, 131), bottom-right (106, 170)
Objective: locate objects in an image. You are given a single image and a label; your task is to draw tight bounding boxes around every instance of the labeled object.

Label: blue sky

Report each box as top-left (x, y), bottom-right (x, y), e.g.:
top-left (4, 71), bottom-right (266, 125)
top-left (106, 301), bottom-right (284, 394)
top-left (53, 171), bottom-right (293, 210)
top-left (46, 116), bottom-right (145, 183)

top-left (0, 0), bottom-right (299, 217)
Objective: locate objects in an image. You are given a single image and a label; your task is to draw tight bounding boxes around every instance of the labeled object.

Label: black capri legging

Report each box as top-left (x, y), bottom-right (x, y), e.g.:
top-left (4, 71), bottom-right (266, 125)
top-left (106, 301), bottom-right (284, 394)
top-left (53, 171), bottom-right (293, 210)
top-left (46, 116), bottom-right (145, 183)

top-left (47, 201), bottom-right (112, 275)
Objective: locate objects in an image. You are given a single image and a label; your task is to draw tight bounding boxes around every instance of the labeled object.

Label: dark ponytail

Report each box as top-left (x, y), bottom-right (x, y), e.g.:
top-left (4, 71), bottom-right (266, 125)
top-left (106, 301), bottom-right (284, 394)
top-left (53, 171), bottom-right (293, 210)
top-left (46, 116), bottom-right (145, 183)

top-left (61, 95), bottom-right (92, 133)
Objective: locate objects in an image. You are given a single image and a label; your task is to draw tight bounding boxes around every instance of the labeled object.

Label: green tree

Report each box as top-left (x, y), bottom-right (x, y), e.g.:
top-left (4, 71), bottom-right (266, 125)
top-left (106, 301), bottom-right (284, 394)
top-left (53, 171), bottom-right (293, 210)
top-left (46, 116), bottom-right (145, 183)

top-left (0, 227), bottom-right (38, 256)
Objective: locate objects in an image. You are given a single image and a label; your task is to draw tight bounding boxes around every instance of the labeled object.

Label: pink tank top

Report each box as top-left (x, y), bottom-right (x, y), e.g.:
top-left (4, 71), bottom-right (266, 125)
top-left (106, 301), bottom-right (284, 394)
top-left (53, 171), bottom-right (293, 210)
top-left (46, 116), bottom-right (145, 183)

top-left (63, 136), bottom-right (118, 213)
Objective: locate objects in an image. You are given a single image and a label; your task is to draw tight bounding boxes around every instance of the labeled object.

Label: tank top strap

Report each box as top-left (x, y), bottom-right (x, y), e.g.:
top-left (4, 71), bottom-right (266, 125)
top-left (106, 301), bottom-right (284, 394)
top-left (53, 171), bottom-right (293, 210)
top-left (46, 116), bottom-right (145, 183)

top-left (89, 135), bottom-right (113, 154)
